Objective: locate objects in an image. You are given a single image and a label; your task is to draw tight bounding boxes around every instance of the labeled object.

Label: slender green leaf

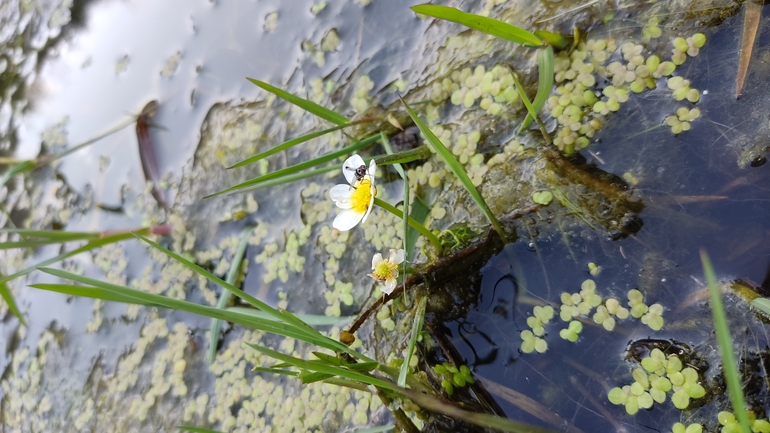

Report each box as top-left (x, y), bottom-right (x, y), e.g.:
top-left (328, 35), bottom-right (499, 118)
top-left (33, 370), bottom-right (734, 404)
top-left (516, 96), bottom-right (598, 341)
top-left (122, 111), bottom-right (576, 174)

top-left (205, 134), bottom-right (379, 198)
top-left (399, 96), bottom-right (507, 241)
top-left (399, 296), bottom-right (427, 387)
top-left (178, 427), bottom-right (227, 433)
top-left (228, 307), bottom-right (354, 327)
top-left (0, 161), bottom-right (35, 188)
top-left (0, 229), bottom-right (101, 241)
top-left (520, 46), bottom-right (554, 131)
top-left (411, 5), bottom-right (543, 47)
top-left (534, 30), bottom-right (569, 49)
top-left (0, 280), bottom-right (25, 325)
top-left (31, 269), bottom-right (354, 356)
top-left (700, 250), bottom-right (751, 433)
top-left (374, 145), bottom-right (431, 166)
top-left (374, 198), bottom-right (441, 251)
top-left (247, 78), bottom-right (350, 125)
top-left (208, 226), bottom-right (252, 364)
top-left (229, 122), bottom-right (363, 169)
top-left (0, 227), bottom-right (156, 286)
top-left (252, 367), bottom-right (299, 377)
top-left (29, 283), bottom-right (159, 306)
top-left (405, 196), bottom-right (430, 261)
top-left (751, 298), bottom-right (770, 317)
top-left (247, 344), bottom-right (396, 390)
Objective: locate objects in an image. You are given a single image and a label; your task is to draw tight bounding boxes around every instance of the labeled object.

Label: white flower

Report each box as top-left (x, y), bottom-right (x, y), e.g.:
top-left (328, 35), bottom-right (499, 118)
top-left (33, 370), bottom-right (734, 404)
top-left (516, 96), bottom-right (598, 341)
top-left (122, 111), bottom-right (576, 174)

top-left (330, 154), bottom-right (376, 231)
top-left (368, 248), bottom-right (405, 294)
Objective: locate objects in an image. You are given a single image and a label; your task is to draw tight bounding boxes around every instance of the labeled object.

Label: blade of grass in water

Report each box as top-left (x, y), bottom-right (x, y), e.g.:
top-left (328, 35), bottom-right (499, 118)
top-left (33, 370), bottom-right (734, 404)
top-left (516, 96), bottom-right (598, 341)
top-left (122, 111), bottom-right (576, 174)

top-left (0, 229), bottom-right (102, 241)
top-left (32, 269), bottom-right (357, 357)
top-left (228, 307), bottom-right (354, 327)
top-left (208, 226), bottom-right (252, 364)
top-left (510, 68), bottom-right (552, 145)
top-left (205, 134), bottom-right (379, 198)
top-left (229, 120), bottom-right (370, 169)
top-left (534, 30), bottom-right (568, 49)
top-left (700, 250), bottom-right (752, 433)
top-left (405, 196), bottom-right (430, 262)
top-left (399, 96), bottom-right (506, 241)
top-left (178, 427), bottom-right (227, 433)
top-left (226, 146), bottom-right (431, 194)
top-left (374, 198), bottom-right (440, 251)
top-left (398, 296), bottom-right (426, 387)
top-left (520, 46), bottom-right (554, 132)
top-left (247, 78), bottom-right (350, 125)
top-left (410, 4), bottom-right (543, 47)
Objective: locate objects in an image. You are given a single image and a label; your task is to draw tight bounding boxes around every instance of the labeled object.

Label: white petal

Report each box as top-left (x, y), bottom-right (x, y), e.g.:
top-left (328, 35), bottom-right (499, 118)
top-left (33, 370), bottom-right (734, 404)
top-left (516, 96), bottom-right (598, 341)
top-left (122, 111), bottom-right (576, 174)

top-left (361, 200), bottom-right (374, 223)
top-left (371, 253), bottom-right (384, 269)
top-left (330, 184), bottom-right (353, 202)
top-left (388, 248), bottom-right (405, 264)
top-left (367, 159), bottom-right (377, 179)
top-left (382, 278), bottom-right (397, 295)
top-left (342, 154), bottom-right (366, 185)
top-left (332, 209), bottom-right (364, 231)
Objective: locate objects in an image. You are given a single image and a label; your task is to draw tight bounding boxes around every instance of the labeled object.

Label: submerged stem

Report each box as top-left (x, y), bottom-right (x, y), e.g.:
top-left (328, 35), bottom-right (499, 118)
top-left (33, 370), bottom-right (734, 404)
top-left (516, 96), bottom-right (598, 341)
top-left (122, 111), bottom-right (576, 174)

top-left (373, 198), bottom-right (441, 252)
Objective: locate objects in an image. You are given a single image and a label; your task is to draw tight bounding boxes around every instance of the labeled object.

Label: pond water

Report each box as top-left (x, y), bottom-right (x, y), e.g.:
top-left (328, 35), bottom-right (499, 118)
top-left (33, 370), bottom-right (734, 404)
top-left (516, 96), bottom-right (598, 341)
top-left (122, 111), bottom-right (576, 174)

top-left (0, 0), bottom-right (768, 432)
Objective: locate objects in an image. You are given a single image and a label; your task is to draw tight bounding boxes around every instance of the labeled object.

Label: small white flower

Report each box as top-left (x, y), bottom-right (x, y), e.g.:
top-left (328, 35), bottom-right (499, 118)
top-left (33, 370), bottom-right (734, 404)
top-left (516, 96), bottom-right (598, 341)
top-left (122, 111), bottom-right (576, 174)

top-left (368, 248), bottom-right (405, 294)
top-left (330, 154), bottom-right (376, 231)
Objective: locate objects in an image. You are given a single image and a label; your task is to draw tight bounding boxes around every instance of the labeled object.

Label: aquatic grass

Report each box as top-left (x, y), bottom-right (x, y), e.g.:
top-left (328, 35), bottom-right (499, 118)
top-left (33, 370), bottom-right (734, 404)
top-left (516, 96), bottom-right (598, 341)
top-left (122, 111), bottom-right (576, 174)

top-left (510, 67), bottom-right (551, 144)
top-left (399, 96), bottom-right (507, 241)
top-left (205, 134), bottom-right (380, 198)
top-left (700, 250), bottom-right (751, 433)
top-left (227, 307), bottom-right (354, 327)
top-left (0, 225), bottom-right (169, 325)
top-left (410, 4), bottom-right (544, 48)
top-left (246, 78), bottom-right (350, 125)
top-left (399, 295), bottom-right (427, 387)
top-left (373, 198), bottom-right (441, 251)
top-left (520, 46), bottom-right (554, 132)
top-left (207, 226), bottom-right (252, 363)
top-left (228, 120), bottom-right (371, 169)
top-left (405, 196), bottom-right (430, 261)
top-left (533, 30), bottom-right (569, 49)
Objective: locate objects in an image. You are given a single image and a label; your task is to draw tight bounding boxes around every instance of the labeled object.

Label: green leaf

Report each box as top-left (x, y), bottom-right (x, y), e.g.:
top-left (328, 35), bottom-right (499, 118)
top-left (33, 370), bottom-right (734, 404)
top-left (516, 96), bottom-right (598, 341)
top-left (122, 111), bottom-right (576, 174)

top-left (411, 4), bottom-right (543, 47)
top-left (405, 196), bottom-right (430, 261)
top-left (247, 78), bottom-right (350, 125)
top-left (534, 30), bottom-right (569, 49)
top-left (399, 96), bottom-right (507, 241)
top-left (0, 280), bottom-right (25, 325)
top-left (751, 298), bottom-right (770, 317)
top-left (228, 307), bottom-right (354, 327)
top-left (205, 134), bottom-right (379, 198)
top-left (700, 250), bottom-right (752, 433)
top-left (0, 229), bottom-right (101, 241)
top-left (208, 226), bottom-right (252, 364)
top-left (520, 46), bottom-right (554, 131)
top-left (399, 296), bottom-right (427, 387)
top-left (178, 427), bottom-right (227, 433)
top-left (229, 122), bottom-right (362, 169)
top-left (0, 161), bottom-right (35, 188)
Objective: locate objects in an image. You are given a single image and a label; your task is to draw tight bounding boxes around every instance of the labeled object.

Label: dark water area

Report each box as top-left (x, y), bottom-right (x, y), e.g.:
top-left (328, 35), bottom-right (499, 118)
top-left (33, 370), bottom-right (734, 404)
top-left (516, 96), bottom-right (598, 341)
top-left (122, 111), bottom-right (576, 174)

top-left (447, 4), bottom-right (770, 432)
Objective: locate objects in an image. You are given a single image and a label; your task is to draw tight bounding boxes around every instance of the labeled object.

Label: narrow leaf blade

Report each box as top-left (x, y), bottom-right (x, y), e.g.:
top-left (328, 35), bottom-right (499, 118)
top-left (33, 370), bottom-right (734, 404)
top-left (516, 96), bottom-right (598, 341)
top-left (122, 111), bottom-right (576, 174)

top-left (247, 78), bottom-right (350, 125)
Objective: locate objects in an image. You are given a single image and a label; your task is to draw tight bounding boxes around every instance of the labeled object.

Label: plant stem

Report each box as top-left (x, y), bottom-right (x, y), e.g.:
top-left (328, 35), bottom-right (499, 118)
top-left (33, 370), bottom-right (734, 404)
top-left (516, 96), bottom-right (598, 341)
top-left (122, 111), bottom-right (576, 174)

top-left (374, 198), bottom-right (441, 251)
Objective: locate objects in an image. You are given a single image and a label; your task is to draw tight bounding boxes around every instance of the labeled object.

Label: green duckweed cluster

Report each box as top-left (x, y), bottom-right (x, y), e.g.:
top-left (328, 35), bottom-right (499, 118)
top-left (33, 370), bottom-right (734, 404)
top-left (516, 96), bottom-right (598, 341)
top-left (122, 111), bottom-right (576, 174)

top-left (608, 348), bottom-right (705, 415)
top-left (433, 362), bottom-right (475, 396)
top-left (521, 279), bottom-right (665, 354)
top-left (671, 422), bottom-right (702, 433)
top-left (718, 411), bottom-right (770, 433)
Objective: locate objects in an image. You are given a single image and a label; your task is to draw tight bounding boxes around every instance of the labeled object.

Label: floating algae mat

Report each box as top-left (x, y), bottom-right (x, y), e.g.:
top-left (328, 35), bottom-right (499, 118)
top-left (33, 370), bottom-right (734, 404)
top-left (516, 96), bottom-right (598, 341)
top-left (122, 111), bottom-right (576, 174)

top-left (0, 0), bottom-right (769, 432)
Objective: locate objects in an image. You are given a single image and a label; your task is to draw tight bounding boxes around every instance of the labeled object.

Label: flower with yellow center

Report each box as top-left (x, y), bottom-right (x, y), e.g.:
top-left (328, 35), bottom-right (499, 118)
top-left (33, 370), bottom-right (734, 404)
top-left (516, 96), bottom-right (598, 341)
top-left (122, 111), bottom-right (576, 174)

top-left (368, 248), bottom-right (405, 294)
top-left (330, 154), bottom-right (376, 231)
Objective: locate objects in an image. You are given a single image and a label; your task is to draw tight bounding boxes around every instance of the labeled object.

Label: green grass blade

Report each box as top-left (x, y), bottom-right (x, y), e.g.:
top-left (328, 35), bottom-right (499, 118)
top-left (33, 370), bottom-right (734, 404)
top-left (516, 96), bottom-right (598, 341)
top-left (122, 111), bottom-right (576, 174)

top-left (700, 250), bottom-right (752, 433)
top-left (520, 46), bottom-right (554, 132)
top-left (374, 145), bottom-right (431, 166)
top-left (0, 227), bottom-right (157, 286)
top-left (398, 295), bottom-right (427, 387)
top-left (399, 96), bottom-right (507, 241)
top-left (405, 196), bottom-right (430, 261)
top-left (32, 269), bottom-right (352, 354)
top-left (0, 280), bottom-right (25, 325)
top-left (247, 78), bottom-right (350, 125)
top-left (178, 427), bottom-right (227, 433)
top-left (374, 198), bottom-right (441, 251)
top-left (252, 367), bottom-right (299, 377)
top-left (30, 283), bottom-right (159, 306)
top-left (534, 30), bottom-right (569, 49)
top-left (751, 298), bottom-right (770, 317)
top-left (379, 132), bottom-right (410, 295)
top-left (352, 426), bottom-right (395, 433)
top-left (204, 134), bottom-right (379, 198)
top-left (228, 307), bottom-right (354, 327)
top-left (247, 344), bottom-right (396, 390)
top-left (229, 122), bottom-right (364, 169)
top-left (0, 229), bottom-right (101, 241)
top-left (208, 227), bottom-right (252, 364)
top-left (411, 4), bottom-right (543, 47)
top-left (0, 160), bottom-right (35, 188)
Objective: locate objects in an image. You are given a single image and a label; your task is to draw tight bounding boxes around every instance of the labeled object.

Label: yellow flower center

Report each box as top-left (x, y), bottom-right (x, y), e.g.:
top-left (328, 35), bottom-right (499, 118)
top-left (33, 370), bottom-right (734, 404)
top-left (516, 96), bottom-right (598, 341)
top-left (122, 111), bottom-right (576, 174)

top-left (372, 260), bottom-right (397, 280)
top-left (350, 178), bottom-right (373, 214)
